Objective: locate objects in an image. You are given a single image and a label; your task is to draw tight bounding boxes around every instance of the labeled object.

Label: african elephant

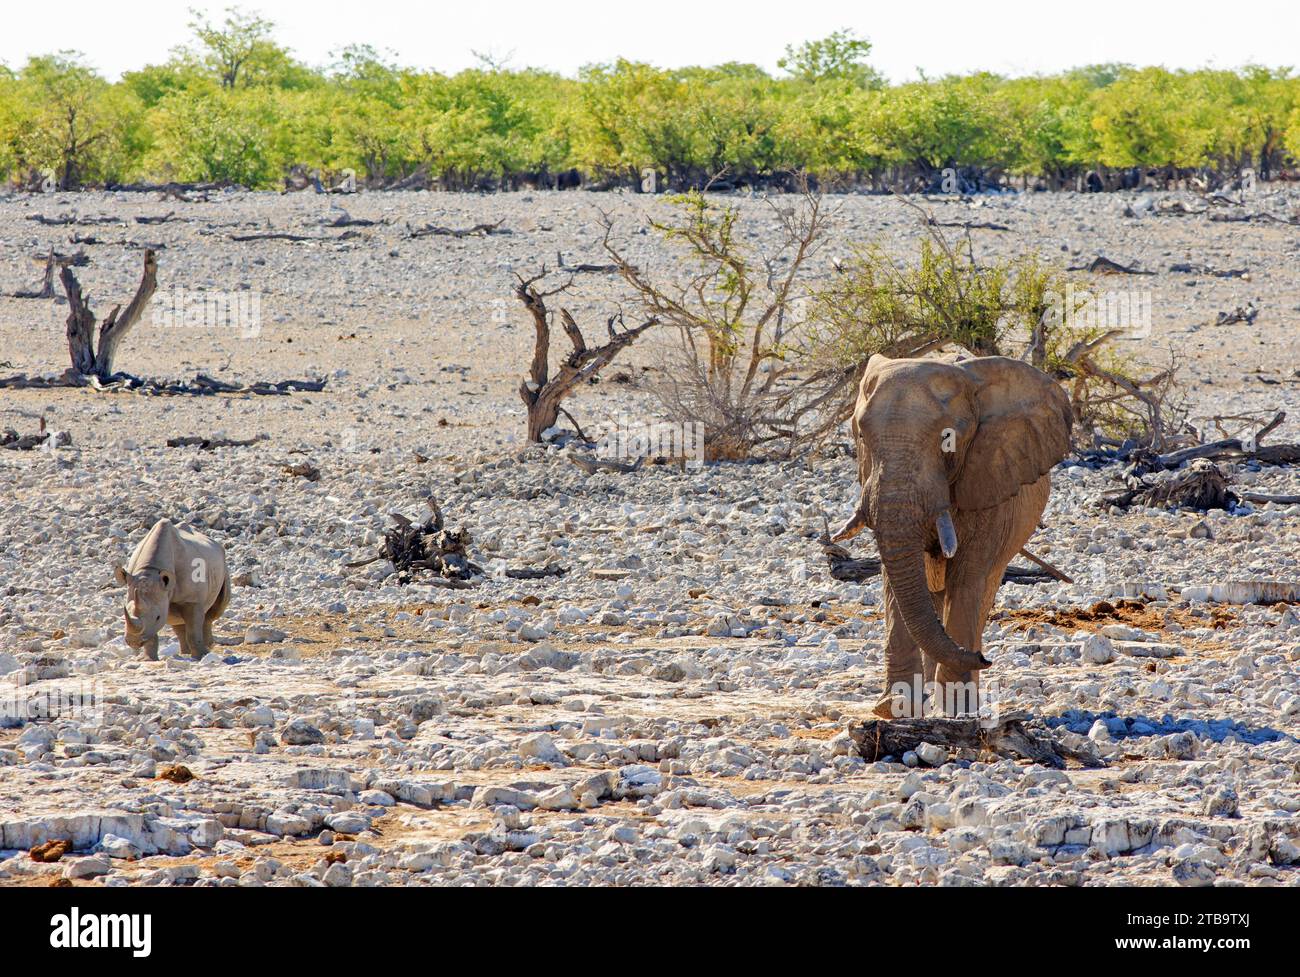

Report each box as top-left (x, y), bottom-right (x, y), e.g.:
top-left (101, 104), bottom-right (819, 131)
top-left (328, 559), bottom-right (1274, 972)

top-left (833, 354), bottom-right (1072, 719)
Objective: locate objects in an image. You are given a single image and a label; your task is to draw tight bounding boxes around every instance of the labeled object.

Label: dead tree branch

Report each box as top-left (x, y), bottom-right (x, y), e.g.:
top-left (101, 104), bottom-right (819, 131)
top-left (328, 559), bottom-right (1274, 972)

top-left (407, 219), bottom-right (509, 239)
top-left (62, 248), bottom-right (158, 381)
top-left (514, 269), bottom-right (657, 442)
top-left (849, 713), bottom-right (1102, 768)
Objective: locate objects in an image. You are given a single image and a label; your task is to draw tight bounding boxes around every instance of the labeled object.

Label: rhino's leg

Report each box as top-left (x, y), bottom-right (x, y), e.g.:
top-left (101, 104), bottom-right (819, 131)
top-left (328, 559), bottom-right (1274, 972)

top-left (143, 636), bottom-right (159, 661)
top-left (183, 604), bottom-right (209, 660)
top-left (171, 623), bottom-right (191, 659)
top-left (202, 576), bottom-right (229, 655)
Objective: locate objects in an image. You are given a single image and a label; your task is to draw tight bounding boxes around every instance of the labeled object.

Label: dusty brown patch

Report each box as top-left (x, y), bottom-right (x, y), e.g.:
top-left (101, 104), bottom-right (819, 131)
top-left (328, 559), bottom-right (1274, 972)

top-left (222, 597), bottom-right (865, 663)
top-left (157, 764), bottom-right (195, 784)
top-left (995, 599), bottom-right (1239, 634)
top-left (29, 839), bottom-right (70, 863)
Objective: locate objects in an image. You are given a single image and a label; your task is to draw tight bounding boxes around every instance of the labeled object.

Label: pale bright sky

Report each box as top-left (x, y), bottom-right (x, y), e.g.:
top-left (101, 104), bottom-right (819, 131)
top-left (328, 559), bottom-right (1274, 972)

top-left (1, 0), bottom-right (1295, 81)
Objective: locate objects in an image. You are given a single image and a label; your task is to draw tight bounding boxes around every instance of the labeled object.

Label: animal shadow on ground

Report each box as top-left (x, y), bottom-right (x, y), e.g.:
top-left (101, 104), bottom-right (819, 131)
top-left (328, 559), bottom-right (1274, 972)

top-left (1046, 709), bottom-right (1287, 745)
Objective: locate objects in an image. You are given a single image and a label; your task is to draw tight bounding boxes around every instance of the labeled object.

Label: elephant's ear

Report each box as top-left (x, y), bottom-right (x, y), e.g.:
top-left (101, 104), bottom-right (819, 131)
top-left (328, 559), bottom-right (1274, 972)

top-left (952, 357), bottom-right (1073, 511)
top-left (831, 357), bottom-right (884, 541)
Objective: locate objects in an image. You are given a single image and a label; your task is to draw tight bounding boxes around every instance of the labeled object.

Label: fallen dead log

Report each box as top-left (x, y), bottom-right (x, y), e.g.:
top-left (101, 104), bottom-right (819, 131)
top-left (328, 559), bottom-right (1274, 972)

top-left (569, 453), bottom-right (645, 475)
top-left (407, 219), bottom-right (509, 238)
top-left (1252, 444), bottom-right (1300, 464)
top-left (67, 233), bottom-right (165, 249)
top-left (822, 539), bottom-right (1063, 586)
top-left (1169, 262), bottom-right (1249, 279)
top-left (1209, 210), bottom-right (1300, 226)
top-left (929, 217), bottom-right (1010, 232)
top-left (848, 713), bottom-right (1101, 769)
top-left (166, 435), bottom-right (264, 449)
top-left (1151, 199), bottom-right (1206, 217)
top-left (134, 212), bottom-right (176, 225)
top-left (106, 180), bottom-right (227, 195)
top-left (1155, 438), bottom-right (1249, 468)
top-left (1067, 256), bottom-right (1155, 275)
top-left (324, 212), bottom-right (383, 228)
top-left (1240, 491), bottom-right (1300, 505)
top-left (556, 250), bottom-right (622, 274)
top-left (823, 549), bottom-right (882, 581)
top-left (26, 213), bottom-right (120, 226)
top-left (504, 563), bottom-right (569, 580)
top-left (1151, 422), bottom-right (1300, 469)
top-left (0, 427), bottom-right (62, 450)
top-left (0, 371), bottom-right (326, 396)
top-left (1214, 302), bottom-right (1259, 326)
top-left (35, 249), bottom-right (90, 266)
top-left (188, 374), bottom-right (330, 397)
top-left (1012, 547), bottom-right (1073, 584)
top-left (229, 231), bottom-right (359, 242)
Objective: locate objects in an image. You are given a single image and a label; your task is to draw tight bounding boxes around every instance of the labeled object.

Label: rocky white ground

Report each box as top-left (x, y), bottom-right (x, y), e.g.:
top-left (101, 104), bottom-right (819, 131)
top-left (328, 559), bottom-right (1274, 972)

top-left (0, 188), bottom-right (1298, 887)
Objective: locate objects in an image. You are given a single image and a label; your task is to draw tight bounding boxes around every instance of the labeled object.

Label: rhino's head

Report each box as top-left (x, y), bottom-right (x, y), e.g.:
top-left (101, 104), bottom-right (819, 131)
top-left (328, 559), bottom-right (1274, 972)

top-left (114, 566), bottom-right (173, 646)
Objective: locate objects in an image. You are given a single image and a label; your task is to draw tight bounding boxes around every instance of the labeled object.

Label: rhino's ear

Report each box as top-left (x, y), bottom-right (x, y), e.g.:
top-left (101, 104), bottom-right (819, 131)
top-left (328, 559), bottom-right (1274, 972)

top-left (113, 566), bottom-right (130, 586)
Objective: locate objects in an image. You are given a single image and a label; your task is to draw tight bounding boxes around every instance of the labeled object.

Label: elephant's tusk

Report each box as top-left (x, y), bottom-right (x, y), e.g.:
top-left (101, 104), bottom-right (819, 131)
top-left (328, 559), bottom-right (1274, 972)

top-left (831, 489), bottom-right (871, 543)
top-left (936, 510), bottom-right (958, 558)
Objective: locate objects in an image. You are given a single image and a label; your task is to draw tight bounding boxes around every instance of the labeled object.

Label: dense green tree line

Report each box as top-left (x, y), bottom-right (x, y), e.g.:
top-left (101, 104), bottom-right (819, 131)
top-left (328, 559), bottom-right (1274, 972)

top-left (2, 12), bottom-right (1297, 191)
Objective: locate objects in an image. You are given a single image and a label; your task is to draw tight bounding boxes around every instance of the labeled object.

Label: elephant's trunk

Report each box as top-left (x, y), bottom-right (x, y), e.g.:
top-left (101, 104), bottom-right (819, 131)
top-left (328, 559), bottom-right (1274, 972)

top-left (876, 508), bottom-right (990, 675)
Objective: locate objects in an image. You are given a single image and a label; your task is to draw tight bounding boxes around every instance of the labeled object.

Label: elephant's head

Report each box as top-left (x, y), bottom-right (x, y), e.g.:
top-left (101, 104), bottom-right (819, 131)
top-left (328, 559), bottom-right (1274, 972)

top-left (833, 354), bottom-right (1072, 675)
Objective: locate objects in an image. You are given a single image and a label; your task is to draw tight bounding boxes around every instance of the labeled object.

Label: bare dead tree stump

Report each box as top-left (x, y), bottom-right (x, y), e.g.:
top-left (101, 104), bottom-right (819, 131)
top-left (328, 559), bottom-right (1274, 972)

top-left (17, 251), bottom-right (57, 300)
top-left (12, 250), bottom-right (89, 299)
top-left (347, 498), bottom-right (483, 586)
top-left (514, 269), bottom-right (657, 442)
top-left (63, 249), bottom-right (158, 381)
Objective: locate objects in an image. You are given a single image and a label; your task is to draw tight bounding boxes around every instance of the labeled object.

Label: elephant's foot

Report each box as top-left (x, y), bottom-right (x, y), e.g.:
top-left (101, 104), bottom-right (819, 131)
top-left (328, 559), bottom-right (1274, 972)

top-left (872, 691), bottom-right (926, 720)
top-left (931, 668), bottom-right (982, 717)
top-left (876, 671), bottom-right (929, 720)
top-left (872, 695), bottom-right (901, 720)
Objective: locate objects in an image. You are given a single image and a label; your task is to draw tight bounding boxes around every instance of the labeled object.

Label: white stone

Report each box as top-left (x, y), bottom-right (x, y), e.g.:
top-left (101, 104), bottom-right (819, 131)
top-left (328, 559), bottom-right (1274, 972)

top-left (64, 855), bottom-right (111, 880)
